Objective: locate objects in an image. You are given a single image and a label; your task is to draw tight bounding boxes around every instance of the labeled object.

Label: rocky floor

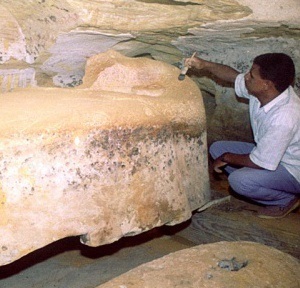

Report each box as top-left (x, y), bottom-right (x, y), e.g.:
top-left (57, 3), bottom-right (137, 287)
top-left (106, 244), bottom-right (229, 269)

top-left (0, 169), bottom-right (299, 288)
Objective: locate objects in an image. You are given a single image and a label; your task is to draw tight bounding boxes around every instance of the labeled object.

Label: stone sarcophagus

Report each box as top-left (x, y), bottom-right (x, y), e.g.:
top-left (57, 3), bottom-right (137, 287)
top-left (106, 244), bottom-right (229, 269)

top-left (0, 50), bottom-right (210, 266)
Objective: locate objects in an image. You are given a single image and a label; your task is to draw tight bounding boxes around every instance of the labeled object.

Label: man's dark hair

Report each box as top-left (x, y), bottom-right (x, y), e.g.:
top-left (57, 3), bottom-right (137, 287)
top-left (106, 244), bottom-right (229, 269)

top-left (253, 53), bottom-right (295, 93)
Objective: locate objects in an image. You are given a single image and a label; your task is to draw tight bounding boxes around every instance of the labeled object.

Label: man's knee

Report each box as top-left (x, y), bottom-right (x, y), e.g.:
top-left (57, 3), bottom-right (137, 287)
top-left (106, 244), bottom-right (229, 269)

top-left (209, 141), bottom-right (226, 159)
top-left (228, 169), bottom-right (256, 196)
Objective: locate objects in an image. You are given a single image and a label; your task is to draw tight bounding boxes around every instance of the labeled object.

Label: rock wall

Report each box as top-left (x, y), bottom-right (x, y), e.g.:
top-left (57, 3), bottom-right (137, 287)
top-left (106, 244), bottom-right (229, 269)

top-left (0, 0), bottom-right (299, 143)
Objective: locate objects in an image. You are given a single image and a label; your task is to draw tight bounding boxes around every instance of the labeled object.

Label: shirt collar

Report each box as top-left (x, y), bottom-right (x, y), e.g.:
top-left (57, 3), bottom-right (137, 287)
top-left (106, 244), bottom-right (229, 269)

top-left (262, 86), bottom-right (290, 113)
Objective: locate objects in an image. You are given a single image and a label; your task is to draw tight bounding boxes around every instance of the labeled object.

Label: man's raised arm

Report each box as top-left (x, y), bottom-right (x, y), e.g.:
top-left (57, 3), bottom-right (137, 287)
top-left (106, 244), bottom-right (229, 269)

top-left (185, 56), bottom-right (239, 84)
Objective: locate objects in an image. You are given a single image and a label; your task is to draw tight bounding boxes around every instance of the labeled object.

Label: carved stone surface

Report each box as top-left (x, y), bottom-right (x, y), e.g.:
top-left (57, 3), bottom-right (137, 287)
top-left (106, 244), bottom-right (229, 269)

top-left (0, 51), bottom-right (209, 266)
top-left (97, 241), bottom-right (300, 288)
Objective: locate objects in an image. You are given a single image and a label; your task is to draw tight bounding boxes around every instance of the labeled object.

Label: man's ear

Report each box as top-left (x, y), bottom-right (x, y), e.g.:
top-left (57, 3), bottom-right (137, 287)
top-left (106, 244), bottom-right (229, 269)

top-left (264, 79), bottom-right (276, 92)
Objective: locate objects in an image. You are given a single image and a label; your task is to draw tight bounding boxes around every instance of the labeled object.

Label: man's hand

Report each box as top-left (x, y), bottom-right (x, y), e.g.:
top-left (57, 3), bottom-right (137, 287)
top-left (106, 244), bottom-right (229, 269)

top-left (213, 152), bottom-right (262, 173)
top-left (184, 57), bottom-right (239, 84)
top-left (184, 56), bottom-right (206, 70)
top-left (213, 155), bottom-right (228, 173)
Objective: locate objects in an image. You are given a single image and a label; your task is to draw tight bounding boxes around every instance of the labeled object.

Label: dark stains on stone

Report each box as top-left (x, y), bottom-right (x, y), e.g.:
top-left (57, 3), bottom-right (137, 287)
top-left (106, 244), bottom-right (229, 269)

top-left (130, 147), bottom-right (139, 156)
top-left (197, 137), bottom-right (203, 146)
top-left (242, 25), bottom-right (300, 39)
top-left (86, 125), bottom-right (192, 178)
top-left (133, 53), bottom-right (155, 59)
top-left (30, 125), bottom-right (203, 192)
top-left (89, 126), bottom-right (173, 151)
top-left (135, 0), bottom-right (201, 6)
top-left (131, 166), bottom-right (137, 175)
top-left (218, 257), bottom-right (248, 271)
top-left (49, 15), bottom-right (57, 22)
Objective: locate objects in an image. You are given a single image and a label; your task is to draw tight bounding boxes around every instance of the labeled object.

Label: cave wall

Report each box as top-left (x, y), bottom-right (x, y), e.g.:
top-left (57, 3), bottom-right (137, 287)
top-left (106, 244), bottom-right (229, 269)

top-left (0, 0), bottom-right (299, 145)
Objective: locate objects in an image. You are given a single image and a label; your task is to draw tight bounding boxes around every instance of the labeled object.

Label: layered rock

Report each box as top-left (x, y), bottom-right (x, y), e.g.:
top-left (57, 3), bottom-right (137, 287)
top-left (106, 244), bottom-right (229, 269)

top-left (0, 0), bottom-right (299, 143)
top-left (0, 50), bottom-right (209, 266)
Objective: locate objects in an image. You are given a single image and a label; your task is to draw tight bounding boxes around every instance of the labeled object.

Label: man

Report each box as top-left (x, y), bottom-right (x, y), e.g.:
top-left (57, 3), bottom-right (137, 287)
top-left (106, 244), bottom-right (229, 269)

top-left (185, 53), bottom-right (300, 219)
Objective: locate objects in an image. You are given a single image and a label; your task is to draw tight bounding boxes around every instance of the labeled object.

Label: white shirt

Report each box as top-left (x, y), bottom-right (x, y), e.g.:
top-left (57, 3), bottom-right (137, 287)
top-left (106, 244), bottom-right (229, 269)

top-left (235, 73), bottom-right (300, 183)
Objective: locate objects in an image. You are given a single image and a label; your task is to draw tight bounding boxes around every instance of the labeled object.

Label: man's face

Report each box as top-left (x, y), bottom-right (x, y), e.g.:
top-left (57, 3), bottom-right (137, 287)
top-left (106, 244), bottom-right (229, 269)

top-left (244, 64), bottom-right (268, 99)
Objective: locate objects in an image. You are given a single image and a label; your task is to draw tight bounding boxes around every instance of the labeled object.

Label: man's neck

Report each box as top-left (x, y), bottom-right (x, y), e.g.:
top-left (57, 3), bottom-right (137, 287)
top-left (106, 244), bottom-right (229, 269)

top-left (258, 89), bottom-right (281, 107)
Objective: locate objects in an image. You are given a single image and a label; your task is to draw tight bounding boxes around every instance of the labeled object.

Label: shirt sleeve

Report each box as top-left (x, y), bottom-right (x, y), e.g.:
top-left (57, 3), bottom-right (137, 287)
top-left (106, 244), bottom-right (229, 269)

top-left (235, 73), bottom-right (251, 99)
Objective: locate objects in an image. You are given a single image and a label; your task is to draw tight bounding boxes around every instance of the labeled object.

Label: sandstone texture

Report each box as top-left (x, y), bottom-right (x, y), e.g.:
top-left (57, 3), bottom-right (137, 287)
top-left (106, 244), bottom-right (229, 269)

top-left (0, 50), bottom-right (209, 266)
top-left (98, 241), bottom-right (300, 288)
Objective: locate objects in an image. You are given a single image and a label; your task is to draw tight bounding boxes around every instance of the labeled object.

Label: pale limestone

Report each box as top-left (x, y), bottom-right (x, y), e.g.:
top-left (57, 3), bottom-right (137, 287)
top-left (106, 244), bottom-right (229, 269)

top-left (236, 0), bottom-right (300, 23)
top-left (98, 241), bottom-right (300, 288)
top-left (0, 51), bottom-right (209, 266)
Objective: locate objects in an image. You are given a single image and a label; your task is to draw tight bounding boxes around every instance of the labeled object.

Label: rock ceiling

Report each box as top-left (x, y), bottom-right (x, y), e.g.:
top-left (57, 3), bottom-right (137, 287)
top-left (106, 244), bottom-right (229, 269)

top-left (0, 0), bottom-right (299, 87)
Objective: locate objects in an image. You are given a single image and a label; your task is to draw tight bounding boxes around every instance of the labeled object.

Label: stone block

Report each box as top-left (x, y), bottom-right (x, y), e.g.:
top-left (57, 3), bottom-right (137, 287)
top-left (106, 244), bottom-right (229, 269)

top-left (97, 241), bottom-right (300, 288)
top-left (0, 51), bottom-right (209, 266)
